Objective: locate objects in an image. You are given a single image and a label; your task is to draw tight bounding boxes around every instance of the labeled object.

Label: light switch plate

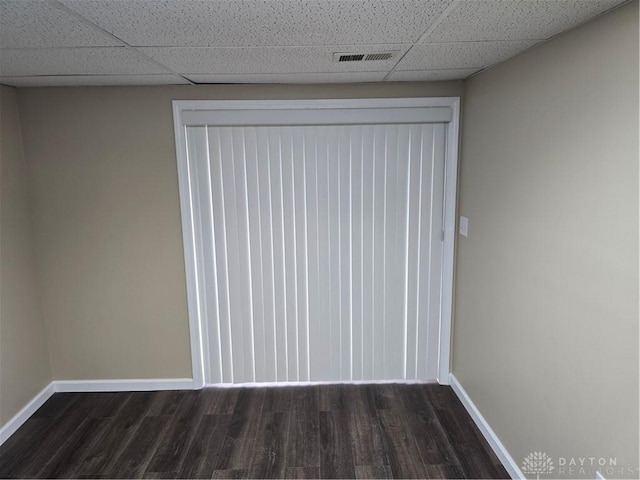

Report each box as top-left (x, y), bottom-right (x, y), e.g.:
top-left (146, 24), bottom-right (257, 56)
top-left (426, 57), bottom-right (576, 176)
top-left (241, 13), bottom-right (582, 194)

top-left (459, 216), bottom-right (469, 237)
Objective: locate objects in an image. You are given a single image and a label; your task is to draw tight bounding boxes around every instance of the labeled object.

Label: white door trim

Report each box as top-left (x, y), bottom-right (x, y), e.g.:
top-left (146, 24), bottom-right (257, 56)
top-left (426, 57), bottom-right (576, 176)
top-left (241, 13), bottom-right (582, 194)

top-left (438, 97), bottom-right (460, 385)
top-left (172, 97), bottom-right (460, 388)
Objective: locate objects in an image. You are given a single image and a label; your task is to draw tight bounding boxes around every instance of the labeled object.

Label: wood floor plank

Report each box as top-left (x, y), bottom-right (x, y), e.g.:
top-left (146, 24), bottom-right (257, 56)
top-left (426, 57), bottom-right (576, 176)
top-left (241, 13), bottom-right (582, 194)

top-left (10, 408), bottom-right (90, 477)
top-left (406, 411), bottom-right (460, 466)
top-left (370, 384), bottom-right (399, 410)
top-left (425, 384), bottom-right (498, 454)
top-left (423, 384), bottom-right (458, 411)
top-left (426, 386), bottom-right (504, 468)
top-left (291, 386), bottom-right (319, 420)
top-left (202, 388), bottom-right (240, 415)
top-left (73, 392), bottom-right (155, 476)
top-left (452, 443), bottom-right (508, 479)
top-left (434, 408), bottom-right (508, 479)
top-left (68, 416), bottom-right (130, 476)
top-left (212, 469), bottom-right (248, 479)
top-left (31, 393), bottom-right (81, 419)
top-left (319, 410), bottom-right (355, 479)
top-left (286, 417), bottom-right (320, 468)
top-left (214, 389), bottom-right (266, 470)
top-left (176, 415), bottom-right (230, 479)
top-left (215, 436), bottom-right (258, 471)
top-left (425, 463), bottom-right (466, 479)
top-left (110, 391), bottom-right (154, 419)
top-left (248, 412), bottom-right (290, 479)
top-left (425, 386), bottom-right (502, 464)
top-left (396, 383), bottom-right (459, 466)
top-left (284, 467), bottom-right (321, 479)
top-left (396, 384), bottom-right (437, 419)
top-left (378, 409), bottom-right (429, 479)
top-left (348, 410), bottom-right (388, 467)
top-left (8, 393), bottom-right (129, 477)
top-left (345, 386), bottom-right (388, 467)
top-left (318, 384), bottom-right (347, 411)
top-left (37, 418), bottom-right (109, 478)
top-left (287, 386), bottom-right (320, 468)
top-left (108, 416), bottom-right (170, 479)
top-left (0, 418), bottom-right (54, 477)
top-left (263, 386), bottom-right (293, 413)
top-left (146, 392), bottom-right (203, 473)
top-left (145, 390), bottom-right (189, 417)
top-left (142, 471), bottom-right (178, 479)
top-left (432, 404), bottom-right (477, 447)
top-left (348, 385), bottom-right (378, 417)
top-left (229, 388), bottom-right (266, 438)
top-left (355, 465), bottom-right (393, 479)
top-left (62, 392), bottom-right (128, 420)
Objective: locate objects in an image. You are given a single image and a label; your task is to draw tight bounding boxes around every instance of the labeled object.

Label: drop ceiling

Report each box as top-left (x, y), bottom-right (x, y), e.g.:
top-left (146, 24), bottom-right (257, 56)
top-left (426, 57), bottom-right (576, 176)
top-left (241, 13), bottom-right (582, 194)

top-left (0, 0), bottom-right (627, 87)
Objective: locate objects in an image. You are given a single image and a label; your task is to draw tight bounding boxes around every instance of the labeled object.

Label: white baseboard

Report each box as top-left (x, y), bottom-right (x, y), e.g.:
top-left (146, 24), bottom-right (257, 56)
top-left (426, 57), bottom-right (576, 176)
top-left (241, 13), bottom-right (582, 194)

top-left (54, 378), bottom-right (195, 392)
top-left (0, 378), bottom-right (194, 446)
top-left (449, 373), bottom-right (525, 480)
top-left (0, 382), bottom-right (55, 445)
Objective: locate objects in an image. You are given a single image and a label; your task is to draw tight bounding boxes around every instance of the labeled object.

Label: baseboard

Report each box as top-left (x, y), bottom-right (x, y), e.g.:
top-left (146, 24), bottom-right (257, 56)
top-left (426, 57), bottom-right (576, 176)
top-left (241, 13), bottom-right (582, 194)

top-left (449, 373), bottom-right (525, 480)
top-left (53, 378), bottom-right (195, 392)
top-left (0, 382), bottom-right (55, 446)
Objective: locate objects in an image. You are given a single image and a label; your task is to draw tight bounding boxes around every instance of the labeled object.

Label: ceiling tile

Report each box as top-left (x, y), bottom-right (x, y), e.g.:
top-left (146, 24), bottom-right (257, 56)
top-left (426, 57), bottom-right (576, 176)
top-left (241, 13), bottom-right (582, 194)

top-left (423, 0), bottom-right (624, 42)
top-left (141, 46), bottom-right (410, 74)
top-left (0, 0), bottom-right (120, 48)
top-left (60, 0), bottom-right (452, 47)
top-left (0, 48), bottom-right (170, 76)
top-left (0, 74), bottom-right (190, 88)
top-left (387, 69), bottom-right (479, 81)
top-left (0, 47), bottom-right (167, 77)
top-left (185, 72), bottom-right (387, 84)
top-left (395, 41), bottom-right (538, 70)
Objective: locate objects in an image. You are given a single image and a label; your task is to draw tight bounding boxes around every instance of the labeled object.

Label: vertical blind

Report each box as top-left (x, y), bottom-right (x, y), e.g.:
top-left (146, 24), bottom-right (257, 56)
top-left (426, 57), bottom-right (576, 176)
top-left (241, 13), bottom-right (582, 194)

top-left (185, 123), bottom-right (446, 384)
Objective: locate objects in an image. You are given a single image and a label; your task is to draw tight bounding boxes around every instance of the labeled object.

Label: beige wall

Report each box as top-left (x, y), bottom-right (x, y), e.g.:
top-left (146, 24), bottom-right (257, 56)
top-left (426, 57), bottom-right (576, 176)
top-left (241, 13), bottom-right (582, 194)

top-left (17, 81), bottom-right (463, 380)
top-left (0, 85), bottom-right (52, 425)
top-left (454, 1), bottom-right (638, 476)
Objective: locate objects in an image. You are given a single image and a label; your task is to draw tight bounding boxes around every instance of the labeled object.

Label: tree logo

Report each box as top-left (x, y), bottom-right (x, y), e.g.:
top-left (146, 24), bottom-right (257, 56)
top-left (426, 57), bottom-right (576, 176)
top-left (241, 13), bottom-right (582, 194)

top-left (522, 452), bottom-right (554, 479)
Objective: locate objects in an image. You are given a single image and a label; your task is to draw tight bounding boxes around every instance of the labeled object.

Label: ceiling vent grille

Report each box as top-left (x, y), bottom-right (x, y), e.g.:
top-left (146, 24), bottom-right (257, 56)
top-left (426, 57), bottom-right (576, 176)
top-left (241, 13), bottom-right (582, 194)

top-left (333, 51), bottom-right (398, 62)
top-left (338, 54), bottom-right (365, 62)
top-left (364, 52), bottom-right (394, 61)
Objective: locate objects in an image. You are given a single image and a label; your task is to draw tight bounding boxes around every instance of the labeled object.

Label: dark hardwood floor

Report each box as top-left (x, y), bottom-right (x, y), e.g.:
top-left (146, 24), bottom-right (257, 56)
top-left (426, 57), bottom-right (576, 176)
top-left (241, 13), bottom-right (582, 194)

top-left (0, 384), bottom-right (509, 479)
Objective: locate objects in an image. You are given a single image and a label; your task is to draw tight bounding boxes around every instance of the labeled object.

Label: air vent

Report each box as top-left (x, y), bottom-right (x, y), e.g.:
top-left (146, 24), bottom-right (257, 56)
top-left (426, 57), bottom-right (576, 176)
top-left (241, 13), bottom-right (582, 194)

top-left (364, 52), bottom-right (394, 61)
top-left (338, 54), bottom-right (365, 62)
top-left (333, 51), bottom-right (398, 62)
